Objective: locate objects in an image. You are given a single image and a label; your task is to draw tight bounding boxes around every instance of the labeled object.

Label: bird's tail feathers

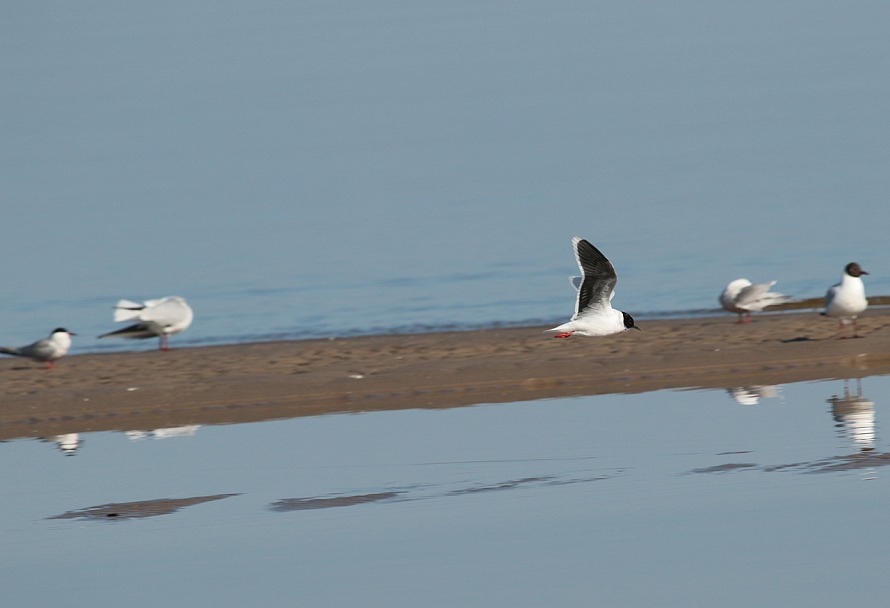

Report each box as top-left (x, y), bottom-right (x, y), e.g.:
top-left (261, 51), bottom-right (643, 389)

top-left (0, 346), bottom-right (22, 356)
top-left (113, 299), bottom-right (145, 322)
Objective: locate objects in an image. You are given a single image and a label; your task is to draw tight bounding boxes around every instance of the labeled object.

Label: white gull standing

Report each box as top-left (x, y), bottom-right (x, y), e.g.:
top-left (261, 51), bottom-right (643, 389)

top-left (719, 279), bottom-right (792, 324)
top-left (549, 236), bottom-right (639, 338)
top-left (0, 328), bottom-right (76, 368)
top-left (98, 296), bottom-right (194, 350)
top-left (823, 262), bottom-right (869, 338)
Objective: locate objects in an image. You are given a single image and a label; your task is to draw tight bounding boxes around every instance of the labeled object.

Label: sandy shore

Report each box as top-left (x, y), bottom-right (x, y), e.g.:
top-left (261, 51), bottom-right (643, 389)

top-left (2, 307), bottom-right (889, 442)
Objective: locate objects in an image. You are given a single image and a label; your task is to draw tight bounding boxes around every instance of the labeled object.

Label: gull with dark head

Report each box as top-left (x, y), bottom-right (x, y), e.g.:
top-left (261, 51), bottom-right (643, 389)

top-left (824, 262), bottom-right (868, 338)
top-left (719, 279), bottom-right (792, 324)
top-left (549, 236), bottom-right (639, 338)
top-left (98, 296), bottom-right (193, 350)
top-left (0, 328), bottom-right (76, 368)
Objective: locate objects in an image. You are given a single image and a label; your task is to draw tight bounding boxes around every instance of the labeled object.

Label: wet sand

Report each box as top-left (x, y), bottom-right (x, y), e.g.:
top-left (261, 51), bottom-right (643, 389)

top-left (2, 307), bottom-right (890, 442)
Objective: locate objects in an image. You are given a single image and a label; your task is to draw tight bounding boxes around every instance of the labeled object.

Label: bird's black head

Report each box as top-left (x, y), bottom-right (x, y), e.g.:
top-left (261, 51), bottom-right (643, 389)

top-left (52, 328), bottom-right (75, 335)
top-left (623, 312), bottom-right (640, 331)
top-left (845, 262), bottom-right (868, 277)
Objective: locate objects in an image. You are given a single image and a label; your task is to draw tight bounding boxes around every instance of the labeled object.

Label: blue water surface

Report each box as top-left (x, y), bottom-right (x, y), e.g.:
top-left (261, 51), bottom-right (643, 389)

top-left (3, 1), bottom-right (889, 351)
top-left (2, 375), bottom-right (889, 607)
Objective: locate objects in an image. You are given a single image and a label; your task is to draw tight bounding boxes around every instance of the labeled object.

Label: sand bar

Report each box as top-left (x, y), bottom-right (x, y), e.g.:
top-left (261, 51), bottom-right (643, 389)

top-left (2, 307), bottom-right (889, 442)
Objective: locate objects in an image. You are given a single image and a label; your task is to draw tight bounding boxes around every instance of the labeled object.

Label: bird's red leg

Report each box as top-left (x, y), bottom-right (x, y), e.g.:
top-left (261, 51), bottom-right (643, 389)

top-left (553, 332), bottom-right (574, 338)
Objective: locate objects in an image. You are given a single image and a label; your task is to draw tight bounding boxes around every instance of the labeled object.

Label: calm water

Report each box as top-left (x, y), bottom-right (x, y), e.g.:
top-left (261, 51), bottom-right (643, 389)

top-left (3, 374), bottom-right (890, 607)
top-left (3, 2), bottom-right (890, 351)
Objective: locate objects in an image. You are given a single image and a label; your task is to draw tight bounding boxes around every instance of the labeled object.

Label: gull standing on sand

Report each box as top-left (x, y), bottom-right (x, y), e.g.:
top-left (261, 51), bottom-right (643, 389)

top-left (824, 262), bottom-right (869, 338)
top-left (719, 279), bottom-right (792, 324)
top-left (98, 296), bottom-right (193, 350)
top-left (0, 328), bottom-right (76, 368)
top-left (549, 236), bottom-right (639, 338)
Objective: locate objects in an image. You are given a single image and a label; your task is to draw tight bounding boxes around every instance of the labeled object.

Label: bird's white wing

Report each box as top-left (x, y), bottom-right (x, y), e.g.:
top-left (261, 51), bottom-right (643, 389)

top-left (734, 282), bottom-right (776, 308)
top-left (141, 298), bottom-right (189, 325)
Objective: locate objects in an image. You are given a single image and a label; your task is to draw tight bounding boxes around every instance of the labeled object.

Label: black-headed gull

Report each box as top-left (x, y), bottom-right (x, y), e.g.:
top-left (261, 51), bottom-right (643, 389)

top-left (719, 279), bottom-right (792, 324)
top-left (0, 328), bottom-right (76, 368)
top-left (549, 237), bottom-right (639, 338)
top-left (98, 296), bottom-right (194, 350)
top-left (823, 262), bottom-right (868, 338)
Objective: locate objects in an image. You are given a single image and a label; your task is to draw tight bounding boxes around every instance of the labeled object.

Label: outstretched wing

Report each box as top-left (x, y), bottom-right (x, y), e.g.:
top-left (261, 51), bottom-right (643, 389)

top-left (572, 237), bottom-right (617, 317)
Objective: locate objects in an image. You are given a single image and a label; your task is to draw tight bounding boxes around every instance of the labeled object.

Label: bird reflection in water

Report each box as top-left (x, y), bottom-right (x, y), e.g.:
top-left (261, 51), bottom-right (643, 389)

top-left (829, 378), bottom-right (875, 452)
top-left (41, 433), bottom-right (82, 456)
top-left (829, 378), bottom-right (878, 481)
top-left (726, 385), bottom-right (780, 406)
top-left (125, 425), bottom-right (201, 441)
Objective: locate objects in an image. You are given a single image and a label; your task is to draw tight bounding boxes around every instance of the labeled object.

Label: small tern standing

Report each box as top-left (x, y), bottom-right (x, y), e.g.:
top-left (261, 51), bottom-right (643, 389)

top-left (549, 237), bottom-right (639, 338)
top-left (0, 328), bottom-right (76, 368)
